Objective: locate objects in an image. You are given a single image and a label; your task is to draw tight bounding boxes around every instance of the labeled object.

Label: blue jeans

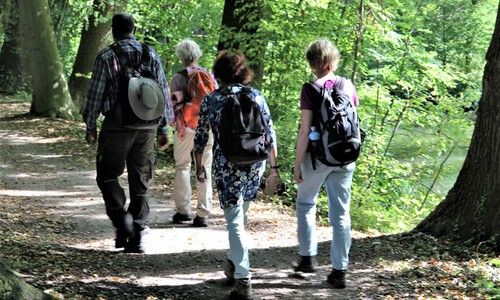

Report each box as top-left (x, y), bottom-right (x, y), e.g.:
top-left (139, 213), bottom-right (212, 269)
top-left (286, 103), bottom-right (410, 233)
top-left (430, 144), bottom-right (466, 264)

top-left (224, 201), bottom-right (251, 280)
top-left (296, 153), bottom-right (355, 270)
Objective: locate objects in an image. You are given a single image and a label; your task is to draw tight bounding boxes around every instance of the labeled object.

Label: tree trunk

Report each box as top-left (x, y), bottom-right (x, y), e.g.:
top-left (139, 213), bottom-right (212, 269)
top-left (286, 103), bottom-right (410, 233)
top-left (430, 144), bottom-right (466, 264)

top-left (0, 261), bottom-right (54, 299)
top-left (0, 0), bottom-right (31, 94)
top-left (68, 0), bottom-right (113, 110)
top-left (18, 0), bottom-right (75, 118)
top-left (415, 1), bottom-right (500, 251)
top-left (351, 0), bottom-right (365, 84)
top-left (218, 0), bottom-right (266, 87)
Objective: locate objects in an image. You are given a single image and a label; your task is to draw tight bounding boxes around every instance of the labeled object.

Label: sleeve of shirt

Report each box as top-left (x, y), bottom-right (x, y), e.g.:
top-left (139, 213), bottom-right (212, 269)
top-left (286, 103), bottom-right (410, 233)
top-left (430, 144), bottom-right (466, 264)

top-left (300, 83), bottom-right (315, 111)
top-left (255, 90), bottom-right (276, 149)
top-left (151, 51), bottom-right (173, 130)
top-left (342, 79), bottom-right (359, 107)
top-left (83, 54), bottom-right (108, 132)
top-left (170, 73), bottom-right (186, 93)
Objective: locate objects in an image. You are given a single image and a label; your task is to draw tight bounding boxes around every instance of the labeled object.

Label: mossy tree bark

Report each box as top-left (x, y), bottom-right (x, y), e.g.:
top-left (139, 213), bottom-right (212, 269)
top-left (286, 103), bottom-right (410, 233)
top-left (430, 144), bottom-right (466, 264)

top-left (0, 261), bottom-right (53, 299)
top-left (0, 0), bottom-right (31, 94)
top-left (18, 0), bottom-right (75, 119)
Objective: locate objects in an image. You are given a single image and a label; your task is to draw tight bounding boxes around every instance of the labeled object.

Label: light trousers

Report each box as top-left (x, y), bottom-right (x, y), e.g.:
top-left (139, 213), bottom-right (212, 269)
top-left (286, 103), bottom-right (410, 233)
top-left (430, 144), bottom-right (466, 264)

top-left (296, 153), bottom-right (355, 270)
top-left (173, 127), bottom-right (213, 218)
top-left (224, 201), bottom-right (251, 280)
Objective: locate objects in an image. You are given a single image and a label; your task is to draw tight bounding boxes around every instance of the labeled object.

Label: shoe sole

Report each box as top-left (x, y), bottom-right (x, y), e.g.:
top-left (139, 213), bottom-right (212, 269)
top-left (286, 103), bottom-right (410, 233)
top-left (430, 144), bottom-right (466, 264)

top-left (173, 214), bottom-right (193, 224)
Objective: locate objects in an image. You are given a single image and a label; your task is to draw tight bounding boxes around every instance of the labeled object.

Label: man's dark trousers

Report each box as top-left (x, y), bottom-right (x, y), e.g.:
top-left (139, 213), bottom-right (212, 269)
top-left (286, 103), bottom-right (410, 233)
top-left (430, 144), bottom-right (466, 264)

top-left (96, 118), bottom-right (155, 235)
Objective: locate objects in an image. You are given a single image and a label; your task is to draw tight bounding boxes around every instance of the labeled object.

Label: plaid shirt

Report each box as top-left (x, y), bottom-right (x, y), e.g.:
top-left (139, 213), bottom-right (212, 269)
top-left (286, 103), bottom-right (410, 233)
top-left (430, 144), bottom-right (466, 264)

top-left (83, 37), bottom-right (173, 132)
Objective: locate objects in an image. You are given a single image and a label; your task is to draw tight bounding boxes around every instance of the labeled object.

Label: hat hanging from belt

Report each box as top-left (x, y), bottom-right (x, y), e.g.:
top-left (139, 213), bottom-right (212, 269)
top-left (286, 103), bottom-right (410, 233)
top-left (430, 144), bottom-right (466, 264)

top-left (128, 77), bottom-right (165, 121)
top-left (264, 174), bottom-right (283, 196)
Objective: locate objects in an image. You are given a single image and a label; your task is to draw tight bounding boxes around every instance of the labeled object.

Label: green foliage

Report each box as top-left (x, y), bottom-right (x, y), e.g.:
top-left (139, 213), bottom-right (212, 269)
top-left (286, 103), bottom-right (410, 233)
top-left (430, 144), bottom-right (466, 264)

top-left (48, 0), bottom-right (93, 78)
top-left (8, 0), bottom-right (496, 233)
top-left (129, 0), bottom-right (223, 77)
top-left (253, 0), bottom-right (494, 233)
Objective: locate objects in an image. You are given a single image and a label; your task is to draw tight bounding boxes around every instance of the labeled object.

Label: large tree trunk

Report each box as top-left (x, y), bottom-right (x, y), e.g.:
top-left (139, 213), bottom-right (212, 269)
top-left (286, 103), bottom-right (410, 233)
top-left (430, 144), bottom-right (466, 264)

top-left (415, 1), bottom-right (500, 251)
top-left (68, 0), bottom-right (113, 110)
top-left (0, 0), bottom-right (31, 94)
top-left (19, 0), bottom-right (75, 118)
top-left (0, 261), bottom-right (54, 299)
top-left (217, 0), bottom-right (266, 87)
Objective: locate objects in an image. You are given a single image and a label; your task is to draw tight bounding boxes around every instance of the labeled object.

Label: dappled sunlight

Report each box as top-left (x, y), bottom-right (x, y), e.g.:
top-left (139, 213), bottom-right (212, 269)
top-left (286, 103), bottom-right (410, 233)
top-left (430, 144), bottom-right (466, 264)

top-left (47, 196), bottom-right (102, 208)
top-left (0, 130), bottom-right (66, 145)
top-left (21, 153), bottom-right (71, 160)
top-left (0, 189), bottom-right (84, 197)
top-left (1, 102), bottom-right (497, 299)
top-left (136, 272), bottom-right (222, 286)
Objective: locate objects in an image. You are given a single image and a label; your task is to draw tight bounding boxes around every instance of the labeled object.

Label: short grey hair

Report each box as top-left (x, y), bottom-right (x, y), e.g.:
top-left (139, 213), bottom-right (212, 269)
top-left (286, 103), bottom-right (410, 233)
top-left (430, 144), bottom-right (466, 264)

top-left (175, 39), bottom-right (202, 63)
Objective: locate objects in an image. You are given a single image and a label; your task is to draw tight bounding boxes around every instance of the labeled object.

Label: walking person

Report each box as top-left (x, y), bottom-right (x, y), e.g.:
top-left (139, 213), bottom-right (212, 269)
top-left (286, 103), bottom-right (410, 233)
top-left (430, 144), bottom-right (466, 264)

top-left (170, 39), bottom-right (218, 227)
top-left (194, 50), bottom-right (279, 300)
top-left (83, 13), bottom-right (173, 253)
top-left (293, 39), bottom-right (360, 288)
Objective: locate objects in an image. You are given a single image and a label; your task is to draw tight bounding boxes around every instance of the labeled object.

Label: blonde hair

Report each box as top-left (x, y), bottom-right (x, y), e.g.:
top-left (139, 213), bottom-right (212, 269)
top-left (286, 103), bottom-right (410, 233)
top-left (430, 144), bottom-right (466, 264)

top-left (175, 39), bottom-right (202, 63)
top-left (305, 39), bottom-right (340, 72)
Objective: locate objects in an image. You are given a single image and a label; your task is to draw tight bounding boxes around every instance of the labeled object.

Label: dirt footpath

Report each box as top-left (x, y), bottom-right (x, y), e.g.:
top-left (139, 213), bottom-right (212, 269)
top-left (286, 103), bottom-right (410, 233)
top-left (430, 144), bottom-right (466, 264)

top-left (2, 101), bottom-right (477, 300)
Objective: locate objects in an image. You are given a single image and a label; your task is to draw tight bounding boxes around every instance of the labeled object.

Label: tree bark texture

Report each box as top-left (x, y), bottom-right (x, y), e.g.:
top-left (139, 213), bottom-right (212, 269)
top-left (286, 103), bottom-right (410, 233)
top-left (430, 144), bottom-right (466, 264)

top-left (0, 0), bottom-right (31, 94)
top-left (415, 1), bottom-right (500, 251)
top-left (0, 261), bottom-right (54, 299)
top-left (218, 0), bottom-right (266, 87)
top-left (19, 0), bottom-right (75, 118)
top-left (68, 0), bottom-right (113, 110)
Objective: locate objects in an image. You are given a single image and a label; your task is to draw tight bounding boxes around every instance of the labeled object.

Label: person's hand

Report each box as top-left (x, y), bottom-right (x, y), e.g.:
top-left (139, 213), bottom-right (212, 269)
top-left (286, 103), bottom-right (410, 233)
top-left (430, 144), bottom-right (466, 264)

top-left (293, 165), bottom-right (303, 184)
top-left (157, 133), bottom-right (169, 151)
top-left (196, 165), bottom-right (206, 182)
top-left (86, 129), bottom-right (97, 145)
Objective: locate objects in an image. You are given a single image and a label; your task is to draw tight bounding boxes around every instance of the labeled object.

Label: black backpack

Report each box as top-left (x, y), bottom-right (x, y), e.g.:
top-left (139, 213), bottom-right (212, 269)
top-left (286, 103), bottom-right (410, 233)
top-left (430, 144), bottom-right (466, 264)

top-left (111, 43), bottom-right (162, 126)
top-left (308, 77), bottom-right (362, 167)
top-left (218, 85), bottom-right (272, 166)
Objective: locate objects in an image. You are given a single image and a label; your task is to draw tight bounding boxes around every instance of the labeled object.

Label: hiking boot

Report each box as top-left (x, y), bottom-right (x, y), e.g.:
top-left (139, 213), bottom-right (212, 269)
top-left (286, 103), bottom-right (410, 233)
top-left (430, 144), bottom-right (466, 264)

top-left (172, 212), bottom-right (192, 224)
top-left (224, 259), bottom-right (235, 284)
top-left (115, 228), bottom-right (129, 248)
top-left (124, 226), bottom-right (150, 254)
top-left (193, 215), bottom-right (209, 227)
top-left (229, 278), bottom-right (255, 300)
top-left (293, 255), bottom-right (317, 273)
top-left (327, 269), bottom-right (346, 289)
top-left (115, 212), bottom-right (134, 248)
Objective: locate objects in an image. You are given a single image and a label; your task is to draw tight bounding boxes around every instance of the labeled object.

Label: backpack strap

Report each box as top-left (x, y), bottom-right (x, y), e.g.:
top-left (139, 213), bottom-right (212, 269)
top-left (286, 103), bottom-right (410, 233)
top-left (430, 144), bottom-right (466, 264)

top-left (220, 84), bottom-right (247, 96)
top-left (111, 43), bottom-right (132, 69)
top-left (140, 43), bottom-right (151, 67)
top-left (178, 69), bottom-right (189, 78)
top-left (111, 42), bottom-right (151, 70)
top-left (308, 76), bottom-right (346, 93)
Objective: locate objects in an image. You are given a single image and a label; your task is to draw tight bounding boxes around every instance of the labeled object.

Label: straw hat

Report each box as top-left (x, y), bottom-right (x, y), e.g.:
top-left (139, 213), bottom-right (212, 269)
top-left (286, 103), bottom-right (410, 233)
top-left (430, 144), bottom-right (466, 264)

top-left (128, 77), bottom-right (165, 120)
top-left (264, 174), bottom-right (283, 196)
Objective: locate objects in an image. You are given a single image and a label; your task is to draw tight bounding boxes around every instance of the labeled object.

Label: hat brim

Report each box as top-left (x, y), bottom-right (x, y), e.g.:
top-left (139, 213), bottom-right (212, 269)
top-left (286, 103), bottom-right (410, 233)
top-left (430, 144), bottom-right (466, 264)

top-left (128, 77), bottom-right (165, 121)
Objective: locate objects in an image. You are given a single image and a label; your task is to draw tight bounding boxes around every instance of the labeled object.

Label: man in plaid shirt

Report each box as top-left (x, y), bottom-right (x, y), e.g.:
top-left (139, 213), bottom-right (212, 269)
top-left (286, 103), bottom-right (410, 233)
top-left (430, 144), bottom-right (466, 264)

top-left (83, 13), bottom-right (173, 253)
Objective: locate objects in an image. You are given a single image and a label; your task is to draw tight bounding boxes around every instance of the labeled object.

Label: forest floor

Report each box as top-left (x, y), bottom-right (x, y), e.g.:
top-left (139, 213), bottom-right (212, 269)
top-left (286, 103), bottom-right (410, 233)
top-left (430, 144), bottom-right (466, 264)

top-left (0, 99), bottom-right (499, 300)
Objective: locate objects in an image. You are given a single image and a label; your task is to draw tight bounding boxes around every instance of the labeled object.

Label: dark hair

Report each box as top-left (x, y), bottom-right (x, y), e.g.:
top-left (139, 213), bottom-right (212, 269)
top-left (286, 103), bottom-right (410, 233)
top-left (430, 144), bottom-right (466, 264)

top-left (213, 50), bottom-right (253, 85)
top-left (112, 13), bottom-right (135, 38)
